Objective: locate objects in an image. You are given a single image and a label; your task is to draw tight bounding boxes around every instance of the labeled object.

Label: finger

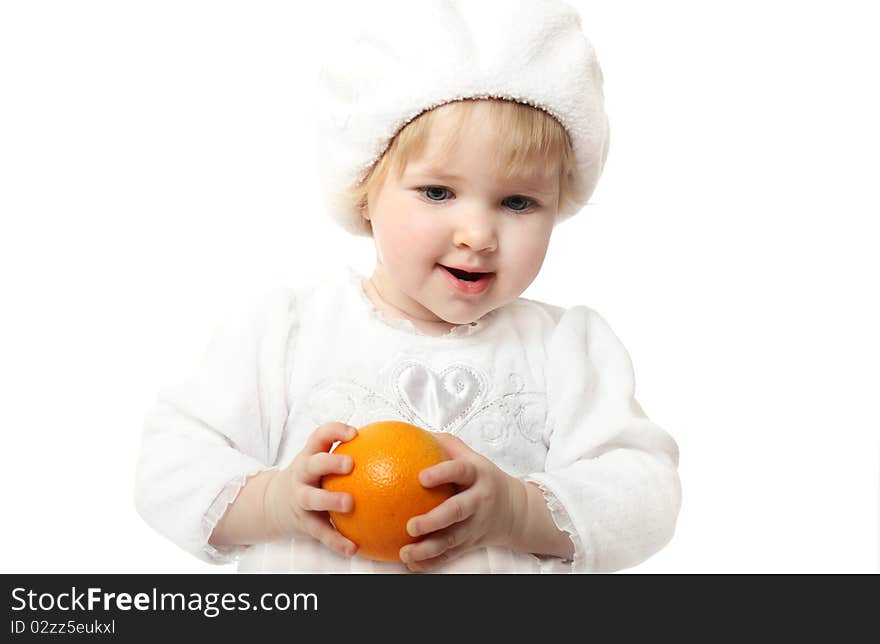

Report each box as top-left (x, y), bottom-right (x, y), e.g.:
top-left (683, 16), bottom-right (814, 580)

top-left (305, 422), bottom-right (357, 454)
top-left (306, 452), bottom-right (353, 479)
top-left (418, 458), bottom-right (477, 488)
top-left (296, 486), bottom-right (354, 513)
top-left (404, 545), bottom-right (467, 573)
top-left (401, 543), bottom-right (471, 572)
top-left (406, 492), bottom-right (474, 537)
top-left (301, 513), bottom-right (358, 558)
top-left (400, 531), bottom-right (468, 568)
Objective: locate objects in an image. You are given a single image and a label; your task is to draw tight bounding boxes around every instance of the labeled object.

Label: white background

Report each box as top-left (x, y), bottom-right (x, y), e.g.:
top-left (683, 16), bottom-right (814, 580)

top-left (1, 1), bottom-right (877, 574)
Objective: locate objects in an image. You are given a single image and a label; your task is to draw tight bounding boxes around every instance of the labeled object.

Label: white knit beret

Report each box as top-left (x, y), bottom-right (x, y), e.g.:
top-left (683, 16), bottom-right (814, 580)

top-left (312, 0), bottom-right (610, 237)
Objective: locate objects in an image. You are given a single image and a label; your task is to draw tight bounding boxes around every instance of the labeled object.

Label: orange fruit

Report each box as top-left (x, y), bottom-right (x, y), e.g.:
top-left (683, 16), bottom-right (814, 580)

top-left (320, 420), bottom-right (456, 562)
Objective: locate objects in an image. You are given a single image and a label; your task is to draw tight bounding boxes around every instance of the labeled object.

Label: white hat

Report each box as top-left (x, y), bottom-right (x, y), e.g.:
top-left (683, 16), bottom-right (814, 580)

top-left (312, 0), bottom-right (610, 237)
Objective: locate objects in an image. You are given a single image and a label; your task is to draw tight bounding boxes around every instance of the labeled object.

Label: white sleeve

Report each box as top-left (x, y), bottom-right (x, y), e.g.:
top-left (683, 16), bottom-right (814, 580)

top-left (134, 286), bottom-right (298, 565)
top-left (526, 306), bottom-right (681, 573)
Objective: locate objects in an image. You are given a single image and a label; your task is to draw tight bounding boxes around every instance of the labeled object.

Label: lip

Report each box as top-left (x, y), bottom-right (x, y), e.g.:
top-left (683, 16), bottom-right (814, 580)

top-left (438, 264), bottom-right (495, 295)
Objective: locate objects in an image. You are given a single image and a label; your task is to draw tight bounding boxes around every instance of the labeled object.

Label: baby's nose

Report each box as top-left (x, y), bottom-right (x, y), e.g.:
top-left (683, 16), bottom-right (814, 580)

top-left (452, 213), bottom-right (498, 252)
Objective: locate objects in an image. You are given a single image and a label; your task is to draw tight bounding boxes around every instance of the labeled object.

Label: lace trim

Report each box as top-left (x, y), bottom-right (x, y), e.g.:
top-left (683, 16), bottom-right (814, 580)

top-left (344, 265), bottom-right (497, 339)
top-left (201, 469), bottom-right (268, 564)
top-left (524, 476), bottom-right (590, 573)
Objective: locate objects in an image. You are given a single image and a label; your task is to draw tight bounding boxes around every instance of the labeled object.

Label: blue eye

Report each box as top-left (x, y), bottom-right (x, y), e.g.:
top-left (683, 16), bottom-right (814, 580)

top-left (420, 186), bottom-right (451, 201)
top-left (504, 195), bottom-right (533, 212)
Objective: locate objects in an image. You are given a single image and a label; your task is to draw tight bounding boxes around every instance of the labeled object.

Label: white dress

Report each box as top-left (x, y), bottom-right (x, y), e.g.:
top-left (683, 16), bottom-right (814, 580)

top-left (135, 264), bottom-right (681, 573)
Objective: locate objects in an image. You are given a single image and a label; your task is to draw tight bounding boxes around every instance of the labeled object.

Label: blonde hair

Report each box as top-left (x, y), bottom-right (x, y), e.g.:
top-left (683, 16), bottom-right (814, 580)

top-left (336, 98), bottom-right (589, 236)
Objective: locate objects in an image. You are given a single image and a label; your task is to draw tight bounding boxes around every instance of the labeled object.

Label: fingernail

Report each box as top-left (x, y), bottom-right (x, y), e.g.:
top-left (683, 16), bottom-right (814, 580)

top-left (341, 455), bottom-right (353, 472)
top-left (407, 520), bottom-right (419, 537)
top-left (399, 547), bottom-right (411, 563)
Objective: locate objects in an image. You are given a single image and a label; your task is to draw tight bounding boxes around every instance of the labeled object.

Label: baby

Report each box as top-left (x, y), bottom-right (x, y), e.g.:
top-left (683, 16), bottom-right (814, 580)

top-left (135, 0), bottom-right (681, 573)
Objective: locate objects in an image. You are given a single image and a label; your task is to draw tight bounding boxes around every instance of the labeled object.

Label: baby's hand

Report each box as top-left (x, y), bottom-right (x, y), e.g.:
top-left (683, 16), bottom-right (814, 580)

top-left (263, 422), bottom-right (359, 558)
top-left (399, 433), bottom-right (526, 573)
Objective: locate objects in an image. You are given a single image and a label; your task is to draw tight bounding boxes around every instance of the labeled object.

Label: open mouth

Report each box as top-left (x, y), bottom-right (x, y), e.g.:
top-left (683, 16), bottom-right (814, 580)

top-left (439, 264), bottom-right (495, 295)
top-left (441, 266), bottom-right (492, 282)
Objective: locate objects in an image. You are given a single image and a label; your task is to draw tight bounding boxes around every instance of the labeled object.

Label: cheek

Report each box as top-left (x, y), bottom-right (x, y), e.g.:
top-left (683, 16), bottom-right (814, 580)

top-left (504, 223), bottom-right (552, 276)
top-left (390, 215), bottom-right (444, 259)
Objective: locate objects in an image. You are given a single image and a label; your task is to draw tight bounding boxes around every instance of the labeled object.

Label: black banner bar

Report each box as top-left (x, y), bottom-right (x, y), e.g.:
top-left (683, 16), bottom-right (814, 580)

top-left (2, 574), bottom-right (875, 639)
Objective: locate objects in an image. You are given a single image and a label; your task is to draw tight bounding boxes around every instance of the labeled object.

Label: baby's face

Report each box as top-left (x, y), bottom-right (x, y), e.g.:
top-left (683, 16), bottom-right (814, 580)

top-left (363, 102), bottom-right (559, 329)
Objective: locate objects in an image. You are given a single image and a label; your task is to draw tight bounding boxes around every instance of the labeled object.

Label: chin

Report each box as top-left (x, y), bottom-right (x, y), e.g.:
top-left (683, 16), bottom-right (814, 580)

top-left (437, 307), bottom-right (485, 326)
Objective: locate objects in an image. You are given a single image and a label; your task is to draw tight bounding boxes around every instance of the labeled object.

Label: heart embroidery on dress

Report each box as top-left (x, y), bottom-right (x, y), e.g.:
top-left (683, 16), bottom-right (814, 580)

top-left (395, 362), bottom-right (486, 432)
